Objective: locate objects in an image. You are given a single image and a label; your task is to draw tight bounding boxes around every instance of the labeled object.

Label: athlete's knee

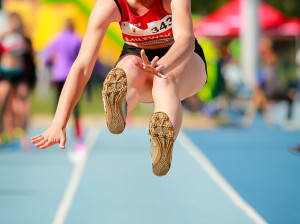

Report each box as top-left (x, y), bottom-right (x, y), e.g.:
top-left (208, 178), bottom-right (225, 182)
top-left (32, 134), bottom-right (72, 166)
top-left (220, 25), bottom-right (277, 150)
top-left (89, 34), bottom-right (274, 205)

top-left (152, 75), bottom-right (177, 95)
top-left (117, 55), bottom-right (140, 73)
top-left (117, 56), bottom-right (147, 88)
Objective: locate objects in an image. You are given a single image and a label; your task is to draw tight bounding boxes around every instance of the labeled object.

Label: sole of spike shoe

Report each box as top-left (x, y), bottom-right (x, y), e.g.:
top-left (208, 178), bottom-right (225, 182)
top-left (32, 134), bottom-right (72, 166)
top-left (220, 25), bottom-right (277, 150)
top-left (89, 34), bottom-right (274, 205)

top-left (149, 112), bottom-right (175, 176)
top-left (102, 68), bottom-right (127, 134)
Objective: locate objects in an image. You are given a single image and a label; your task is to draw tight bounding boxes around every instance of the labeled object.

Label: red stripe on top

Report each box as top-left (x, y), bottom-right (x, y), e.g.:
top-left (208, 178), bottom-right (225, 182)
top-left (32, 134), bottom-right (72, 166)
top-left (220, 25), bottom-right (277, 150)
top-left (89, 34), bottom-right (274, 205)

top-left (115, 0), bottom-right (174, 45)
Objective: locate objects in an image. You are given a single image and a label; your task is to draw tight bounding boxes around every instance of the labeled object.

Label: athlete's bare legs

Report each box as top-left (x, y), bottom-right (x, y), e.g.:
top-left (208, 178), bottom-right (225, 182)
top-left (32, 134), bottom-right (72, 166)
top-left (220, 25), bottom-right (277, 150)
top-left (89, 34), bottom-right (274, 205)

top-left (106, 51), bottom-right (206, 176)
top-left (116, 52), bottom-right (206, 138)
top-left (152, 53), bottom-right (207, 137)
top-left (115, 54), bottom-right (151, 111)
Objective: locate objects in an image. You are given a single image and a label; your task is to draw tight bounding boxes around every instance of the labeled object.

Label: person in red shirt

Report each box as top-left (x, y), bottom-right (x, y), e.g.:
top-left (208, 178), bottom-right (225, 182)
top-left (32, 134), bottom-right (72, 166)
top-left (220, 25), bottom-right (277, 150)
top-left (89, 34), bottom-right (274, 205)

top-left (32, 0), bottom-right (207, 176)
top-left (0, 13), bottom-right (35, 147)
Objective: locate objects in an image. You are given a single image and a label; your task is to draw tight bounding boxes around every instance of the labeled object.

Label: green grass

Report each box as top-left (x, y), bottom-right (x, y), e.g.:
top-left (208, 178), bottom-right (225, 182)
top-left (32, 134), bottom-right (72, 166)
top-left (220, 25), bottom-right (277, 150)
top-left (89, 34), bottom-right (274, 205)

top-left (29, 84), bottom-right (148, 116)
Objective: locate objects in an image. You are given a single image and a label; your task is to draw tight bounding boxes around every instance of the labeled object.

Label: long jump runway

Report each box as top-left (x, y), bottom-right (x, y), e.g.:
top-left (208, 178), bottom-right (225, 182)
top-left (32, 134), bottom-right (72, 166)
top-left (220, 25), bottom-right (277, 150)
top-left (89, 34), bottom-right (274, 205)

top-left (0, 123), bottom-right (298, 224)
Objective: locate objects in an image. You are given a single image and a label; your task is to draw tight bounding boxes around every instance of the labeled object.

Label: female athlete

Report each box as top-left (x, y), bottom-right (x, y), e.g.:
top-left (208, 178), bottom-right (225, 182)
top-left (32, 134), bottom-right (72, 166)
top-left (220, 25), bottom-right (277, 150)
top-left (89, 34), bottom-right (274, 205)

top-left (31, 0), bottom-right (207, 176)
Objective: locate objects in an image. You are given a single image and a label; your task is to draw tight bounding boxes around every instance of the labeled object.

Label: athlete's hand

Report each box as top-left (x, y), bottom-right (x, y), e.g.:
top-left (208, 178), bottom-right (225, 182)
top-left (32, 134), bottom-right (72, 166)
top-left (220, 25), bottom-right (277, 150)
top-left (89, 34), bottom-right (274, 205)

top-left (133, 49), bottom-right (168, 79)
top-left (31, 125), bottom-right (66, 150)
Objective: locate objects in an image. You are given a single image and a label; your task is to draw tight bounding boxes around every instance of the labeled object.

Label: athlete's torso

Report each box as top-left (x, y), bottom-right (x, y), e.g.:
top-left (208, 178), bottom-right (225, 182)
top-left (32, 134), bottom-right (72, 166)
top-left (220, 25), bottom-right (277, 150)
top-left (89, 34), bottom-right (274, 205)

top-left (115, 0), bottom-right (174, 49)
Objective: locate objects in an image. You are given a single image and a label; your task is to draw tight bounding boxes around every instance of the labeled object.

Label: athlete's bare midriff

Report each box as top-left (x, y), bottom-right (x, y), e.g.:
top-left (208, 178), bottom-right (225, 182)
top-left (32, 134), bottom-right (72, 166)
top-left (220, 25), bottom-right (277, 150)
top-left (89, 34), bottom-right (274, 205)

top-left (126, 40), bottom-right (174, 49)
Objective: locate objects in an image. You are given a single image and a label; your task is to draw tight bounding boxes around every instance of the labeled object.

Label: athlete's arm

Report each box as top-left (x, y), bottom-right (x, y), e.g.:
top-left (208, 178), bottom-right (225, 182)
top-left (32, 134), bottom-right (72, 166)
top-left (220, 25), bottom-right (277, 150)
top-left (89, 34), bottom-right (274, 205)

top-left (157, 0), bottom-right (194, 74)
top-left (31, 0), bottom-right (121, 149)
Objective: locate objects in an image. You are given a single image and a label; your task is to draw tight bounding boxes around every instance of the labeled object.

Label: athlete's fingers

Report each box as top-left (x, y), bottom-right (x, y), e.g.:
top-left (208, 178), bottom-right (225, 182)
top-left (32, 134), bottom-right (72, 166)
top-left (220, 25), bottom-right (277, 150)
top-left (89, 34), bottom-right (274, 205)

top-left (40, 140), bottom-right (57, 149)
top-left (31, 136), bottom-right (44, 144)
top-left (156, 73), bottom-right (168, 79)
top-left (151, 56), bottom-right (159, 68)
top-left (155, 73), bottom-right (162, 78)
top-left (35, 138), bottom-right (48, 148)
top-left (31, 134), bottom-right (42, 141)
top-left (133, 54), bottom-right (166, 77)
top-left (59, 136), bottom-right (66, 149)
top-left (133, 56), bottom-right (155, 73)
top-left (155, 64), bottom-right (164, 73)
top-left (133, 57), bottom-right (143, 68)
top-left (140, 49), bottom-right (149, 65)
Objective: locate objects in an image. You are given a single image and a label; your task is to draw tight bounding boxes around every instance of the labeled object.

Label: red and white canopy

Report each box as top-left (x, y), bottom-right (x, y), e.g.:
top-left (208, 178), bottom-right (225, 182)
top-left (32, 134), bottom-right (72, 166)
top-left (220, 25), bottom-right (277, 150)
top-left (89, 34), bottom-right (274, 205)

top-left (193, 0), bottom-right (297, 37)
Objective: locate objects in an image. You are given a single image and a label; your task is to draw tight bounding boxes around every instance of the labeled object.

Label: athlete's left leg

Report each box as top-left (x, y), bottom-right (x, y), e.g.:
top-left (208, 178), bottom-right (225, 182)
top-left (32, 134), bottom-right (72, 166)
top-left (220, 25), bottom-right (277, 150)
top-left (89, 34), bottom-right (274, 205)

top-left (152, 52), bottom-right (207, 138)
top-left (149, 52), bottom-right (206, 176)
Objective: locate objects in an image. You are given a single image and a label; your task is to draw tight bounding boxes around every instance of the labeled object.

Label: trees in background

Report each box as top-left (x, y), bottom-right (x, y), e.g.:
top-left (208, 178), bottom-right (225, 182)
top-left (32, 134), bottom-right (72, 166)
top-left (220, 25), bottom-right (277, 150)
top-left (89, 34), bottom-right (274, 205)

top-left (191, 0), bottom-right (228, 16)
top-left (191, 0), bottom-right (300, 19)
top-left (264, 0), bottom-right (300, 19)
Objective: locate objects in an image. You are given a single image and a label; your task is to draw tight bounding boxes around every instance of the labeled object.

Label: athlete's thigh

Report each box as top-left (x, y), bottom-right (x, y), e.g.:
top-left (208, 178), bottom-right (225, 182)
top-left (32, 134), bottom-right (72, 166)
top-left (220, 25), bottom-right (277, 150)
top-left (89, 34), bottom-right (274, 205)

top-left (172, 52), bottom-right (207, 100)
top-left (115, 54), bottom-right (154, 102)
top-left (115, 54), bottom-right (148, 89)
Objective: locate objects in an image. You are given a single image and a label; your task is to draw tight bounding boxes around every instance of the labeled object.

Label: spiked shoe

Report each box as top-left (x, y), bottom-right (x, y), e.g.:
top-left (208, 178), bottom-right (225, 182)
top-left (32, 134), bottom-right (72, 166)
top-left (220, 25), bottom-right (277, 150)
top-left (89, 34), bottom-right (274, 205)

top-left (149, 112), bottom-right (175, 176)
top-left (102, 68), bottom-right (127, 134)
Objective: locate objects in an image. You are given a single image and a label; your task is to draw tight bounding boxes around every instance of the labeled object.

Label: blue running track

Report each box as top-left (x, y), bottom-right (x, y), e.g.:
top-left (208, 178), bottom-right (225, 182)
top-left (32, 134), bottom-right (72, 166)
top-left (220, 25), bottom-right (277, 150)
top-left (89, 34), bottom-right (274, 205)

top-left (0, 120), bottom-right (299, 224)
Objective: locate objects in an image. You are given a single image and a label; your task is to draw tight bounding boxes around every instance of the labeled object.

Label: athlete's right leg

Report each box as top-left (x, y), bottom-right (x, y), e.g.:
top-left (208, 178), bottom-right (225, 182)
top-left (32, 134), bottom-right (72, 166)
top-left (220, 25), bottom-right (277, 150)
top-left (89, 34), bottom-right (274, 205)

top-left (115, 54), bottom-right (150, 111)
top-left (103, 54), bottom-right (151, 134)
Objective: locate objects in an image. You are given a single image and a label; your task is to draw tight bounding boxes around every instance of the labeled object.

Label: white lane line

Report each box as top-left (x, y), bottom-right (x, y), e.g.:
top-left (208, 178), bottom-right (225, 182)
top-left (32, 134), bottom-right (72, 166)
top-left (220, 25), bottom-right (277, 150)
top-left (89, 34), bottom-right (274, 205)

top-left (177, 131), bottom-right (268, 224)
top-left (52, 128), bottom-right (101, 224)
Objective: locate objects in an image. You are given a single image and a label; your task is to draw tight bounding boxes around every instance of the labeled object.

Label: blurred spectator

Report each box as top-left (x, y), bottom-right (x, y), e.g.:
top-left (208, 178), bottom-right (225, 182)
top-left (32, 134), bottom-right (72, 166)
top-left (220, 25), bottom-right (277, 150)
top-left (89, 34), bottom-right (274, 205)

top-left (0, 12), bottom-right (36, 147)
top-left (182, 95), bottom-right (203, 112)
top-left (296, 47), bottom-right (300, 90)
top-left (215, 42), bottom-right (231, 111)
top-left (44, 18), bottom-right (83, 146)
top-left (211, 41), bottom-right (244, 116)
top-left (290, 48), bottom-right (300, 152)
top-left (243, 37), bottom-right (297, 128)
top-left (218, 42), bottom-right (231, 94)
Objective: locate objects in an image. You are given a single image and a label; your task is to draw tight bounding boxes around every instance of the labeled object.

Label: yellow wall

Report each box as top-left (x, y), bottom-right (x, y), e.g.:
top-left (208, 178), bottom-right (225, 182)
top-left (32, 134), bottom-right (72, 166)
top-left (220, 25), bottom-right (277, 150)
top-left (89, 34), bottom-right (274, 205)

top-left (3, 1), bottom-right (123, 66)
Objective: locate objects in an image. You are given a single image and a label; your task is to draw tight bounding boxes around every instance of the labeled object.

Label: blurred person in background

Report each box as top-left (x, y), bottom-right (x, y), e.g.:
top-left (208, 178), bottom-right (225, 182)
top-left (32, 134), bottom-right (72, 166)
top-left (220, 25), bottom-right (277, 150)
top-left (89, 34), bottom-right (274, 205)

top-left (242, 38), bottom-right (274, 127)
top-left (291, 48), bottom-right (300, 152)
top-left (297, 48), bottom-right (300, 87)
top-left (44, 18), bottom-right (84, 152)
top-left (0, 12), bottom-right (36, 148)
top-left (243, 37), bottom-right (297, 128)
top-left (214, 42), bottom-right (231, 113)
